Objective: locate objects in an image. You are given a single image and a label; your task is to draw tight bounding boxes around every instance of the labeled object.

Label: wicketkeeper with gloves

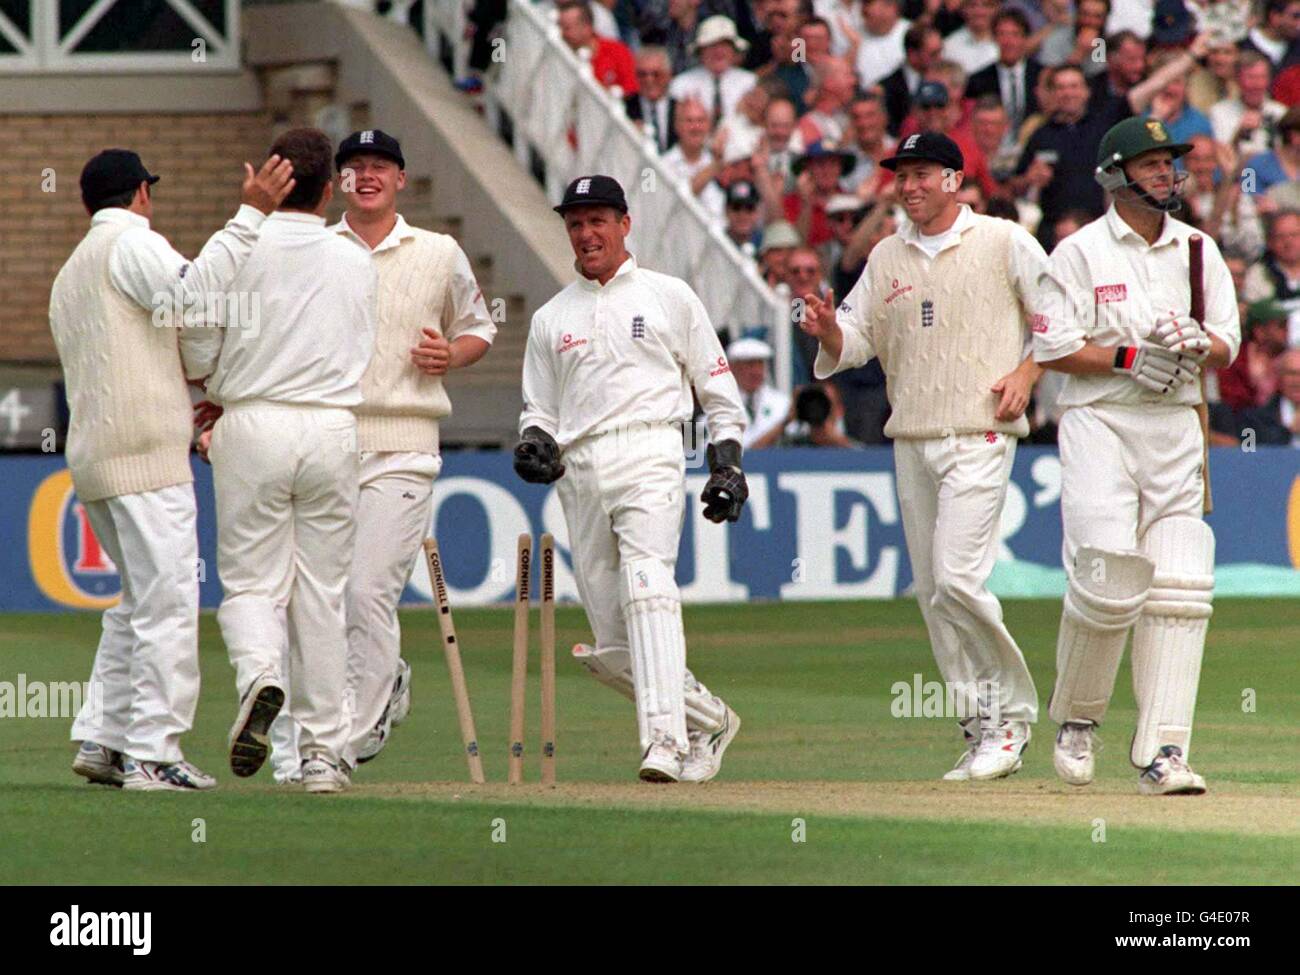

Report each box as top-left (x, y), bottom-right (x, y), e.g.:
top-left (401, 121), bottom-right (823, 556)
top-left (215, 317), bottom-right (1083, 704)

top-left (515, 175), bottom-right (748, 783)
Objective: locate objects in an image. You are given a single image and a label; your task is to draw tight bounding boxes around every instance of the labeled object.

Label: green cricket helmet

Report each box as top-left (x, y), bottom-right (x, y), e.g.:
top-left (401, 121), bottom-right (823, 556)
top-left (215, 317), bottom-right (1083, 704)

top-left (1094, 116), bottom-right (1193, 212)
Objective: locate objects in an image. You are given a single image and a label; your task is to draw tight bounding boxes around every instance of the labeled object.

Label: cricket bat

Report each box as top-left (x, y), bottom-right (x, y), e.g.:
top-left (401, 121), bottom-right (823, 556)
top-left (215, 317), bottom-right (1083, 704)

top-left (1189, 234), bottom-right (1213, 516)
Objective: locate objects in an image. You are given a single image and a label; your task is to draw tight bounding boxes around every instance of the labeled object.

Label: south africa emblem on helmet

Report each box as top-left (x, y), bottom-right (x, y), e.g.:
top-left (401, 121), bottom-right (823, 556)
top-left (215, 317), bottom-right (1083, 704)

top-left (921, 299), bottom-right (934, 327)
top-left (1146, 120), bottom-right (1168, 142)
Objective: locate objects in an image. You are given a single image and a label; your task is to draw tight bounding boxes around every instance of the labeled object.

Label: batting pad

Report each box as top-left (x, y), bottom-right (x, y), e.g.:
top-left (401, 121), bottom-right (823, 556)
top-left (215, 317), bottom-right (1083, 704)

top-left (620, 558), bottom-right (690, 754)
top-left (1130, 517), bottom-right (1215, 767)
top-left (1048, 546), bottom-right (1155, 726)
top-left (572, 644), bottom-right (726, 733)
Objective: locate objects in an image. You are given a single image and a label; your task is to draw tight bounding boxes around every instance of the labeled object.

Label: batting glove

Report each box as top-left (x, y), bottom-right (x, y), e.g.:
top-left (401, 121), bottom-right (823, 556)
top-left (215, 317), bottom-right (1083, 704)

top-left (513, 426), bottom-right (566, 484)
top-left (700, 439), bottom-right (748, 524)
top-left (1113, 345), bottom-right (1200, 394)
top-left (1152, 313), bottom-right (1212, 363)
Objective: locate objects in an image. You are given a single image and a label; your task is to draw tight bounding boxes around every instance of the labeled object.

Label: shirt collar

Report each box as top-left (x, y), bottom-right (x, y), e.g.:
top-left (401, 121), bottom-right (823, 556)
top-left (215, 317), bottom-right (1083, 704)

top-left (899, 204), bottom-right (975, 249)
top-left (1103, 205), bottom-right (1180, 249)
top-left (90, 207), bottom-right (149, 229)
top-left (330, 212), bottom-right (415, 252)
top-left (576, 254), bottom-right (638, 290)
top-left (268, 211), bottom-right (327, 226)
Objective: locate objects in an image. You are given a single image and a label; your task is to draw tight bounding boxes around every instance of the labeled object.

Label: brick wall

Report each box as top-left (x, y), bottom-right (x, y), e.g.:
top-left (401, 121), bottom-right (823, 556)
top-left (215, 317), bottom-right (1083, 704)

top-left (0, 111), bottom-right (274, 363)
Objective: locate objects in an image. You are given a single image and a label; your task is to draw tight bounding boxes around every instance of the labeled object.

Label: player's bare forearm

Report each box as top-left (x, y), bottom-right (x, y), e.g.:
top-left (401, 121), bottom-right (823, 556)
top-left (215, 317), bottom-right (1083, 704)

top-left (815, 324), bottom-right (844, 368)
top-left (1204, 333), bottom-right (1232, 369)
top-left (450, 335), bottom-right (490, 370)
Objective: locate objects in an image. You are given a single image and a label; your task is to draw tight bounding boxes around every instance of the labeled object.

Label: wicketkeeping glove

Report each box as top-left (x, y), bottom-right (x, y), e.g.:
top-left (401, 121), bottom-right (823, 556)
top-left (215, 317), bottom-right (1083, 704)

top-left (700, 439), bottom-right (748, 524)
top-left (513, 426), bottom-right (566, 484)
top-left (1151, 313), bottom-right (1212, 363)
top-left (1112, 345), bottom-right (1201, 395)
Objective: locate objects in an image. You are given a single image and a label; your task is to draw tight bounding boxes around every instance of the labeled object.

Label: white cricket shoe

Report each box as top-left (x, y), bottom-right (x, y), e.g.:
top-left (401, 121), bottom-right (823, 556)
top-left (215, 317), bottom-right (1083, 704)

top-left (228, 674), bottom-right (284, 778)
top-left (356, 659), bottom-right (413, 765)
top-left (680, 706), bottom-right (741, 783)
top-left (122, 758), bottom-right (217, 792)
top-left (72, 741), bottom-right (125, 787)
top-left (941, 719), bottom-right (979, 781)
top-left (638, 735), bottom-right (684, 783)
top-left (302, 755), bottom-right (350, 794)
top-left (389, 658), bottom-right (412, 727)
top-left (969, 720), bottom-right (1031, 781)
top-left (355, 719), bottom-right (389, 766)
top-left (1138, 745), bottom-right (1207, 796)
top-left (942, 747), bottom-right (977, 781)
top-left (1054, 721), bottom-right (1098, 786)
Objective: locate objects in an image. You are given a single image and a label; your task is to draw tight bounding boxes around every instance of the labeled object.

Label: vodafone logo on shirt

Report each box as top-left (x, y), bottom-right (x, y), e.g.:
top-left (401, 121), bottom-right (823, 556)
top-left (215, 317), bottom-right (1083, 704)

top-left (556, 333), bottom-right (588, 354)
top-left (884, 278), bottom-right (913, 304)
top-left (709, 355), bottom-right (731, 377)
top-left (1094, 283), bottom-right (1128, 304)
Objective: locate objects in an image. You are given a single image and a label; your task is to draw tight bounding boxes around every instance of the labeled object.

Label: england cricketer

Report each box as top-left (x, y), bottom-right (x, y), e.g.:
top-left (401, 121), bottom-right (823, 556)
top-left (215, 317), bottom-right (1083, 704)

top-left (186, 128), bottom-right (377, 794)
top-left (1034, 117), bottom-right (1239, 795)
top-left (330, 129), bottom-right (495, 771)
top-left (801, 132), bottom-right (1052, 782)
top-left (515, 175), bottom-right (746, 783)
top-left (51, 149), bottom-right (293, 791)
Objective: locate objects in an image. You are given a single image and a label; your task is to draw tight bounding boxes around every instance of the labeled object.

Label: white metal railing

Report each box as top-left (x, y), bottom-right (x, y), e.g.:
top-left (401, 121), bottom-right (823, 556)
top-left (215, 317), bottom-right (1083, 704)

top-left (0, 0), bottom-right (239, 73)
top-left (427, 0), bottom-right (793, 391)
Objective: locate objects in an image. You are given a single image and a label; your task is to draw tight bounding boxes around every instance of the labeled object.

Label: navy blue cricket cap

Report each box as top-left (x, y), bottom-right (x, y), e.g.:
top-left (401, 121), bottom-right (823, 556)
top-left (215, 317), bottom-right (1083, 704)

top-left (80, 149), bottom-right (159, 209)
top-left (881, 131), bottom-right (964, 172)
top-left (554, 175), bottom-right (628, 215)
top-left (335, 129), bottom-right (405, 171)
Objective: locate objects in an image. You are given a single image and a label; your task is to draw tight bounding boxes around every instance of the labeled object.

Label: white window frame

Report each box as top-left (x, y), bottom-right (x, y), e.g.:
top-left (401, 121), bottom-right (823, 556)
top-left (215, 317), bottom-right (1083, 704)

top-left (0, 0), bottom-right (239, 73)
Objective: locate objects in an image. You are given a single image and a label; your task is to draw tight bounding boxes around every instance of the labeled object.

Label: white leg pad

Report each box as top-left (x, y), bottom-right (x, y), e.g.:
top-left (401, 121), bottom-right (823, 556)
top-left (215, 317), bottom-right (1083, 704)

top-left (573, 644), bottom-right (725, 733)
top-left (1131, 517), bottom-right (1214, 767)
top-left (1049, 546), bottom-right (1155, 726)
top-left (620, 559), bottom-right (689, 754)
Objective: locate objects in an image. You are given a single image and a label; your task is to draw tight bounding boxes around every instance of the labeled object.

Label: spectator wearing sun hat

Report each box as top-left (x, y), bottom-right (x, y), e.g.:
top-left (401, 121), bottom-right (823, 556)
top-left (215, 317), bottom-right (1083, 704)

top-left (785, 141), bottom-right (855, 246)
top-left (669, 16), bottom-right (757, 126)
top-left (726, 337), bottom-right (792, 449)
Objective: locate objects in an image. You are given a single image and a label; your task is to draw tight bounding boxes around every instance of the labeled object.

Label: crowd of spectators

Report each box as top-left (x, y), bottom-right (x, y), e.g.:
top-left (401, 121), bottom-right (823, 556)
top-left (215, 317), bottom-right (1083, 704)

top-left (466, 0), bottom-right (1300, 447)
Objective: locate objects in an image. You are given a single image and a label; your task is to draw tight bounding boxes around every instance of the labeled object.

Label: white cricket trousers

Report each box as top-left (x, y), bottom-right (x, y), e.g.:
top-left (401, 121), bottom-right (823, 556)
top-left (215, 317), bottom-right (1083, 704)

top-left (210, 402), bottom-right (359, 765)
top-left (70, 483), bottom-right (200, 763)
top-left (1058, 404), bottom-right (1203, 559)
top-left (557, 424), bottom-right (689, 751)
top-left (894, 433), bottom-right (1038, 723)
top-left (342, 450), bottom-right (442, 766)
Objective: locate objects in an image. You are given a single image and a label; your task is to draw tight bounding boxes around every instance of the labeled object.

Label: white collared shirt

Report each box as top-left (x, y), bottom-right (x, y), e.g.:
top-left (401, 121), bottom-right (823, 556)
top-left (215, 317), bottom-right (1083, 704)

top-left (819, 206), bottom-right (1053, 377)
top-left (669, 66), bottom-right (757, 121)
top-left (660, 145), bottom-right (715, 188)
top-left (741, 382), bottom-right (792, 448)
top-left (520, 255), bottom-right (747, 447)
top-left (1034, 206), bottom-right (1241, 409)
top-left (330, 212), bottom-right (494, 342)
top-left (943, 27), bottom-right (998, 76)
top-left (855, 18), bottom-right (910, 87)
top-left (97, 204), bottom-right (268, 371)
top-left (191, 210), bottom-right (377, 408)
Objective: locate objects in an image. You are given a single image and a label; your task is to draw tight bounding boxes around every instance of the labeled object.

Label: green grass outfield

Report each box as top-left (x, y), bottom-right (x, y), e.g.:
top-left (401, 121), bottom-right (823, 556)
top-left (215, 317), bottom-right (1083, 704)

top-left (1, 599), bottom-right (1297, 885)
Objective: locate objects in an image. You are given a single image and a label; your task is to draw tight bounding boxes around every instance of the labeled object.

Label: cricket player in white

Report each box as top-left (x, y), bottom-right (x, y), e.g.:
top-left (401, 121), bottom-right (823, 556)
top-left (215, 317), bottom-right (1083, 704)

top-left (1034, 117), bottom-right (1239, 795)
top-left (262, 131), bottom-right (496, 782)
top-left (187, 129), bottom-right (377, 794)
top-left (330, 130), bottom-right (494, 771)
top-left (802, 132), bottom-right (1052, 782)
top-left (51, 148), bottom-right (293, 791)
top-left (515, 175), bottom-right (747, 783)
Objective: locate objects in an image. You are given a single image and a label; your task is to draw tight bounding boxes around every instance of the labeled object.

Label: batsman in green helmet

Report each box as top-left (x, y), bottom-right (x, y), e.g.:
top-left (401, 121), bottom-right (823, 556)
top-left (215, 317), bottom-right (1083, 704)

top-left (1093, 115), bottom-right (1193, 213)
top-left (1028, 114), bottom-right (1242, 797)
